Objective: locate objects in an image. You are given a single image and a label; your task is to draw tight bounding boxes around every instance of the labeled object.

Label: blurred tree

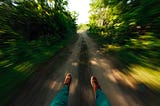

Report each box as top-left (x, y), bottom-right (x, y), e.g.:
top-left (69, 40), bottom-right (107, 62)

top-left (88, 0), bottom-right (160, 44)
top-left (0, 0), bottom-right (76, 41)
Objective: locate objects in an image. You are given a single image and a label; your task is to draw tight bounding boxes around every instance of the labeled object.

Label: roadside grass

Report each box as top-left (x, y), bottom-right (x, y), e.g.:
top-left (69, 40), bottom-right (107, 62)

top-left (88, 32), bottom-right (160, 91)
top-left (0, 34), bottom-right (76, 106)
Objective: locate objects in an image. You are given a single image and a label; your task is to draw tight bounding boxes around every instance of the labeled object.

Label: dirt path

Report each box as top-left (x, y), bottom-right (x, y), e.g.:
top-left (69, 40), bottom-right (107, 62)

top-left (9, 32), bottom-right (142, 106)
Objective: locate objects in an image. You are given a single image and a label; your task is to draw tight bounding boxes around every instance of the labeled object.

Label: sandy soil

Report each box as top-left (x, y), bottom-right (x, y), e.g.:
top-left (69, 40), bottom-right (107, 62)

top-left (8, 32), bottom-right (142, 106)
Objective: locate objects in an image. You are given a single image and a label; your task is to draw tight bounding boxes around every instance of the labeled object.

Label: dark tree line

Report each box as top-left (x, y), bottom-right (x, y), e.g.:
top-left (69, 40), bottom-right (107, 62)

top-left (0, 0), bottom-right (77, 44)
top-left (0, 0), bottom-right (77, 65)
top-left (0, 1), bottom-right (77, 105)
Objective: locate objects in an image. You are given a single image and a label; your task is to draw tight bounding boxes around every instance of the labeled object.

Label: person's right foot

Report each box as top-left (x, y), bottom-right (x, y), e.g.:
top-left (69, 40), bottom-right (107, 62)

top-left (91, 76), bottom-right (101, 93)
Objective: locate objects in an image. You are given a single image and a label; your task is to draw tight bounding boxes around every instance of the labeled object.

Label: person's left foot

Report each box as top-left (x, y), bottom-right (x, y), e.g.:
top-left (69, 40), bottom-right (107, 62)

top-left (64, 73), bottom-right (72, 87)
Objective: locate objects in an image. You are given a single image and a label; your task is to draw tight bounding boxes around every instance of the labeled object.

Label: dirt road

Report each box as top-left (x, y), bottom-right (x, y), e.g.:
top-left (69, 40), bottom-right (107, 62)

top-left (9, 32), bottom-right (142, 106)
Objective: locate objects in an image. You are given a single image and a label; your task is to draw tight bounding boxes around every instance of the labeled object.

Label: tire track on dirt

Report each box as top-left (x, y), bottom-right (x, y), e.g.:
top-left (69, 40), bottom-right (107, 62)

top-left (68, 37), bottom-right (95, 106)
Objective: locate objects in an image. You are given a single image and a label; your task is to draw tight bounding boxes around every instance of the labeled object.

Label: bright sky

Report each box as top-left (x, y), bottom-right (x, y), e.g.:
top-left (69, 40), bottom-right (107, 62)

top-left (68, 0), bottom-right (90, 24)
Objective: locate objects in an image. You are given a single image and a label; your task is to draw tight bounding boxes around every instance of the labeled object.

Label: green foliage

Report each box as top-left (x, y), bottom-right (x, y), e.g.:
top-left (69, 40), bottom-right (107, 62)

top-left (0, 35), bottom-right (74, 106)
top-left (0, 0), bottom-right (77, 41)
top-left (88, 0), bottom-right (160, 91)
top-left (88, 0), bottom-right (160, 65)
top-left (89, 0), bottom-right (160, 38)
top-left (78, 24), bottom-right (89, 31)
top-left (0, 0), bottom-right (77, 105)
